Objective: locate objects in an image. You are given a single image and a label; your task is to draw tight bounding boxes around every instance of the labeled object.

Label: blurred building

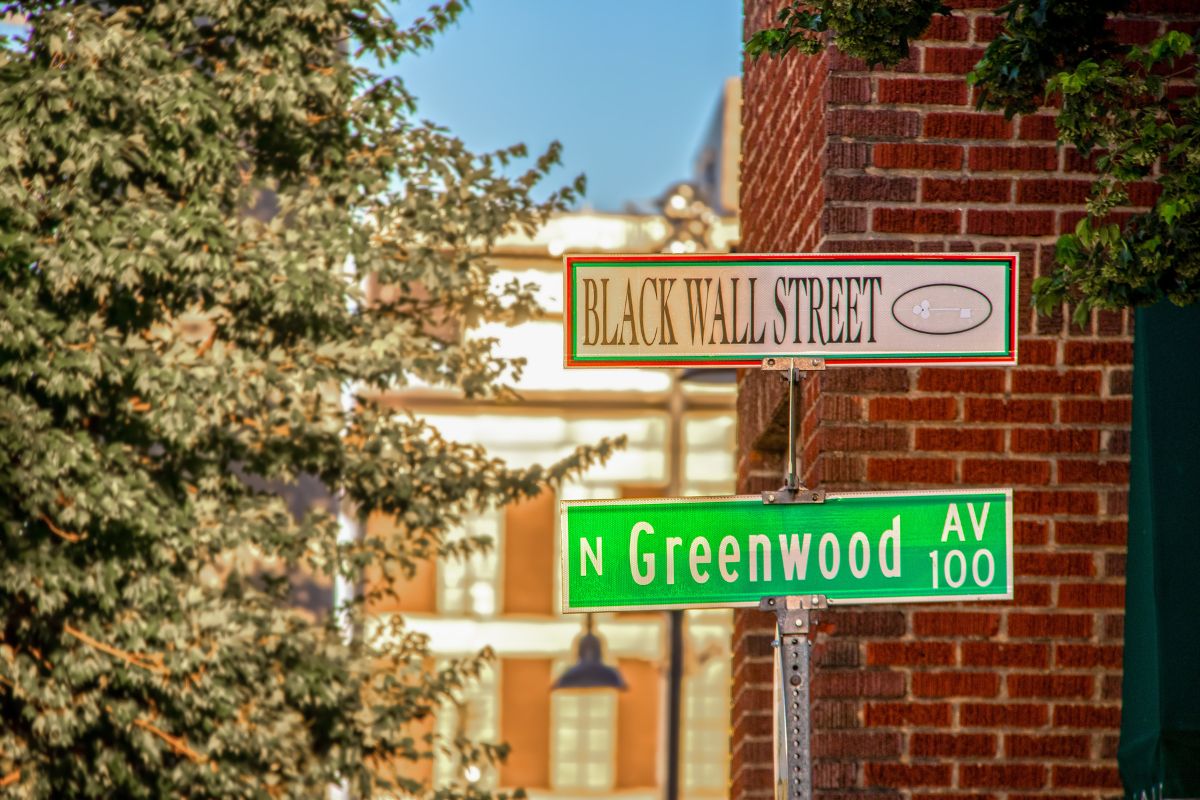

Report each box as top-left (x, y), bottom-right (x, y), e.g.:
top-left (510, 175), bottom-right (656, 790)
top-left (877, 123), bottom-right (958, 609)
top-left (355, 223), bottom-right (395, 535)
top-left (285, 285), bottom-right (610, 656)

top-left (369, 84), bottom-right (741, 800)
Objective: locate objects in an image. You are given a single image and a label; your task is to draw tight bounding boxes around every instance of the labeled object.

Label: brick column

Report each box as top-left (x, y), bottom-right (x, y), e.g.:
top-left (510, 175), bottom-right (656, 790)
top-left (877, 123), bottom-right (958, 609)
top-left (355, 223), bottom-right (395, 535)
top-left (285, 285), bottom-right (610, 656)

top-left (733, 2), bottom-right (1198, 798)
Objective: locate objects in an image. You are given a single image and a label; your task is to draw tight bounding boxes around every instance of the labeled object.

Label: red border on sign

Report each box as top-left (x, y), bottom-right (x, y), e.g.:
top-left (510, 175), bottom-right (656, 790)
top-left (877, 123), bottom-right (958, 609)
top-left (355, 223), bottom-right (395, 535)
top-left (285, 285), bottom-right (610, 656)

top-left (563, 253), bottom-right (1019, 368)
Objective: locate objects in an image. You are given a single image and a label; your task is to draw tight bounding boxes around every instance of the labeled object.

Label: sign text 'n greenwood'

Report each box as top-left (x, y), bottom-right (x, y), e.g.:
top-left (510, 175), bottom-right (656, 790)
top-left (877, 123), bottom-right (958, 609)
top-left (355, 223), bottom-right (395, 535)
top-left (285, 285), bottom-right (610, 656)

top-left (563, 253), bottom-right (1017, 367)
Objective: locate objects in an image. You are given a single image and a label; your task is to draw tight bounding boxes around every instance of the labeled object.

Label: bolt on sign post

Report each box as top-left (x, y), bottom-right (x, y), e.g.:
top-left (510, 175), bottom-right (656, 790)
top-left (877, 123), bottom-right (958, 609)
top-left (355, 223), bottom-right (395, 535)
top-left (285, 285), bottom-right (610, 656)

top-left (560, 252), bottom-right (1019, 800)
top-left (563, 253), bottom-right (1018, 367)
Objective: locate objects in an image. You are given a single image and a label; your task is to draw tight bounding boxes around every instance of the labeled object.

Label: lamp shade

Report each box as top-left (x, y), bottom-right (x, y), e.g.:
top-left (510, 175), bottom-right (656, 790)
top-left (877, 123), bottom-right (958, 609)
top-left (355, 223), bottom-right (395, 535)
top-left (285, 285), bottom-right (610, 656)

top-left (552, 629), bottom-right (627, 691)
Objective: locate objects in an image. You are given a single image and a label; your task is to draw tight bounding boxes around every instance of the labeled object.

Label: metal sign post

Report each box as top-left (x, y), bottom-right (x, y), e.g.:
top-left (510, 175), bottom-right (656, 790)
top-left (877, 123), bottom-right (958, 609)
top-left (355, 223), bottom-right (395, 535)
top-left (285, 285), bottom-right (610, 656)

top-left (760, 358), bottom-right (825, 800)
top-left (761, 594), bottom-right (826, 800)
top-left (558, 251), bottom-right (1020, 800)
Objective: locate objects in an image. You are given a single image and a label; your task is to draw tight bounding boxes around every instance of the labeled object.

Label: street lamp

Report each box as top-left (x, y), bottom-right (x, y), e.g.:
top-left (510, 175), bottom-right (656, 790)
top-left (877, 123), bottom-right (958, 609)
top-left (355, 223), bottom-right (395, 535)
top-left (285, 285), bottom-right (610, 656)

top-left (552, 613), bottom-right (627, 691)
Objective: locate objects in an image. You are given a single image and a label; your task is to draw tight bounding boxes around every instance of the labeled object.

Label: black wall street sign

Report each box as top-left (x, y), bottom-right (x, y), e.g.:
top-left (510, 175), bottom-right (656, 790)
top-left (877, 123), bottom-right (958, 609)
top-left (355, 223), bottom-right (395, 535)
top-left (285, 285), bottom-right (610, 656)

top-left (563, 253), bottom-right (1018, 368)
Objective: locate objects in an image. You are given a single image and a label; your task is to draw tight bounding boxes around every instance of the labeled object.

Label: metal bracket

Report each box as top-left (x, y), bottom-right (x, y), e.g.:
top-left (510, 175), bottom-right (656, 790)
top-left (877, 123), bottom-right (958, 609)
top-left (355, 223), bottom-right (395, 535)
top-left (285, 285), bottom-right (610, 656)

top-left (759, 357), bottom-right (825, 495)
top-left (762, 487), bottom-right (826, 505)
top-left (760, 595), bottom-right (828, 800)
top-left (761, 357), bottom-right (826, 372)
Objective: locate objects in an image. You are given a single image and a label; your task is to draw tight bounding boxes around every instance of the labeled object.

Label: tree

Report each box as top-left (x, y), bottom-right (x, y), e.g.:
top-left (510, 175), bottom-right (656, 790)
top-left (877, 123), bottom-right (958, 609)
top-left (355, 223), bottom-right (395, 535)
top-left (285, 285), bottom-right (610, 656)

top-left (0, 1), bottom-right (615, 796)
top-left (746, 0), bottom-right (1200, 322)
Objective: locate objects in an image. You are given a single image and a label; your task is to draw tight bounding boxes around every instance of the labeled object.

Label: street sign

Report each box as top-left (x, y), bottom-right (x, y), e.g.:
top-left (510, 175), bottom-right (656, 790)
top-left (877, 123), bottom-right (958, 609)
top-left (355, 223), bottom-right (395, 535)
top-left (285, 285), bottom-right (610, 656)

top-left (563, 253), bottom-right (1017, 367)
top-left (560, 489), bottom-right (1013, 612)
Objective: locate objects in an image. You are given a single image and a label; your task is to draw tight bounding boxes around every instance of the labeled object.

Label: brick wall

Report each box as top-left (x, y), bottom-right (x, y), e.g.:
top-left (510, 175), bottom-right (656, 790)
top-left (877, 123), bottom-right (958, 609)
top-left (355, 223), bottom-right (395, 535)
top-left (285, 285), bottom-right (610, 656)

top-left (733, 2), bottom-right (1198, 798)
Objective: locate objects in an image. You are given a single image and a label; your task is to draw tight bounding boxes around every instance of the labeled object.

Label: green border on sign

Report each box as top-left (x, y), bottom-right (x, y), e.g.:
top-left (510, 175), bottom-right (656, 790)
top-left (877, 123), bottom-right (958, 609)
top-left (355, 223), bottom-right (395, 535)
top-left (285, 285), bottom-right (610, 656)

top-left (566, 255), bottom-right (1016, 365)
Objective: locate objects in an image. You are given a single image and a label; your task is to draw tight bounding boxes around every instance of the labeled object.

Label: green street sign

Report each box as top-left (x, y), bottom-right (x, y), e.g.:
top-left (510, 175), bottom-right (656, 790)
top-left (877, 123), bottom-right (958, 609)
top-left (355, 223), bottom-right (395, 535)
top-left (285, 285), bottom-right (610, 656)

top-left (560, 489), bottom-right (1012, 612)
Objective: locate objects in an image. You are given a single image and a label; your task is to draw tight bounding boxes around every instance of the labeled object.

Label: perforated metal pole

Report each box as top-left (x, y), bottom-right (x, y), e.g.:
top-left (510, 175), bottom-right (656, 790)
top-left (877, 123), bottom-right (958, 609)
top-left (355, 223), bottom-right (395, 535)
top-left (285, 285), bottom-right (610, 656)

top-left (760, 595), bottom-right (827, 800)
top-left (757, 357), bottom-right (828, 800)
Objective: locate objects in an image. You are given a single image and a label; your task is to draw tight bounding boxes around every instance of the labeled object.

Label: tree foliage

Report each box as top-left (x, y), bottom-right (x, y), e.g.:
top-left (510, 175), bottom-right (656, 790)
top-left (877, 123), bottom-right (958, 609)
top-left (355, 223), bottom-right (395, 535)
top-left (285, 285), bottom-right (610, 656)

top-left (0, 1), bottom-right (615, 797)
top-left (746, 0), bottom-right (1200, 322)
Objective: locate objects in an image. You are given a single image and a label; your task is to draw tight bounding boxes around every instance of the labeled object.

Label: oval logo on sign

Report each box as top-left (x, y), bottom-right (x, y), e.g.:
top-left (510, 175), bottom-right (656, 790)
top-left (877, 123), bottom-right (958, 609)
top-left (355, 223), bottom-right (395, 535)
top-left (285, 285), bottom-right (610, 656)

top-left (891, 283), bottom-right (993, 336)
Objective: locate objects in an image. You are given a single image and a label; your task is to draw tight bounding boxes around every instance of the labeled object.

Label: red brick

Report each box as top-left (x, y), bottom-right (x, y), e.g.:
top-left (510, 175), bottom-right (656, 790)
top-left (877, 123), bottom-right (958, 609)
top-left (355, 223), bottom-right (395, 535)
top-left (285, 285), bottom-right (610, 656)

top-left (1017, 179), bottom-right (1093, 205)
top-left (813, 700), bottom-right (859, 728)
top-left (924, 46), bottom-right (987, 74)
top-left (867, 456), bottom-right (956, 483)
top-left (962, 458), bottom-right (1050, 485)
top-left (1018, 338), bottom-right (1058, 365)
top-left (1006, 734), bottom-right (1091, 759)
top-left (827, 609), bottom-right (908, 637)
top-left (828, 75), bottom-right (872, 104)
top-left (869, 396), bottom-right (957, 421)
top-left (1055, 521), bottom-right (1126, 546)
top-left (873, 207), bottom-right (961, 234)
top-left (915, 427), bottom-right (1004, 452)
top-left (913, 611), bottom-right (1000, 637)
top-left (827, 175), bottom-right (917, 202)
top-left (911, 732), bottom-right (996, 758)
top-left (1018, 115), bottom-right (1059, 141)
top-left (964, 398), bottom-right (1052, 423)
top-left (967, 209), bottom-right (1055, 236)
top-left (812, 670), bottom-right (907, 698)
top-left (925, 112), bottom-right (1012, 139)
top-left (866, 641), bottom-right (956, 666)
top-left (1053, 703), bottom-right (1121, 728)
top-left (969, 146), bottom-right (1058, 171)
top-left (822, 368), bottom-right (911, 393)
top-left (819, 425), bottom-right (909, 452)
top-left (960, 703), bottom-right (1049, 728)
top-left (1105, 17), bottom-right (1163, 44)
top-left (829, 109), bottom-right (921, 138)
top-left (1014, 519), bottom-right (1048, 546)
top-left (917, 368), bottom-right (1006, 393)
top-left (812, 731), bottom-right (902, 759)
top-left (1011, 369), bottom-right (1102, 394)
top-left (865, 763), bottom-right (953, 787)
top-left (1008, 613), bottom-right (1093, 639)
top-left (1053, 765), bottom-right (1122, 789)
top-left (1064, 340), bottom-right (1133, 365)
top-left (960, 764), bottom-right (1048, 789)
top-left (1007, 673), bottom-right (1095, 698)
top-left (875, 142), bottom-right (963, 170)
top-left (828, 142), bottom-right (870, 169)
top-left (1057, 644), bottom-right (1123, 671)
top-left (922, 177), bottom-right (1011, 203)
top-left (1059, 399), bottom-right (1132, 424)
top-left (962, 642), bottom-right (1048, 668)
top-left (1058, 583), bottom-right (1124, 608)
top-left (912, 671), bottom-right (1000, 698)
top-left (1064, 147), bottom-right (1102, 173)
top-left (1015, 489), bottom-right (1098, 516)
top-left (974, 15), bottom-right (1005, 41)
top-left (865, 701), bottom-right (951, 727)
top-left (1012, 582), bottom-right (1052, 606)
top-left (879, 77), bottom-right (967, 104)
top-left (1011, 427), bottom-right (1100, 453)
top-left (925, 14), bottom-right (970, 41)
top-left (822, 206), bottom-right (869, 234)
top-left (1015, 552), bottom-right (1095, 577)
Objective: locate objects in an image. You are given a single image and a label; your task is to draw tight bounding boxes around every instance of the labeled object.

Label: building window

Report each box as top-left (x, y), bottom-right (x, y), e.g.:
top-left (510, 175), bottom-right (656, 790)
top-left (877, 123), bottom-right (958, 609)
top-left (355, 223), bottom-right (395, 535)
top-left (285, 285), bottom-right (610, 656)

top-left (684, 656), bottom-right (731, 794)
top-left (434, 663), bottom-right (498, 790)
top-left (551, 687), bottom-right (617, 791)
top-left (438, 509), bottom-right (500, 616)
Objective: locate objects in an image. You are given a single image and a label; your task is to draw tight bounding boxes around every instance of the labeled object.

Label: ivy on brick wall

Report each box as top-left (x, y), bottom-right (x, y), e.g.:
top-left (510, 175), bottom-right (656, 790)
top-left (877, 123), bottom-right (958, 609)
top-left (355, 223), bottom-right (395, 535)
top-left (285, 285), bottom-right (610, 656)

top-left (747, 0), bottom-right (1200, 323)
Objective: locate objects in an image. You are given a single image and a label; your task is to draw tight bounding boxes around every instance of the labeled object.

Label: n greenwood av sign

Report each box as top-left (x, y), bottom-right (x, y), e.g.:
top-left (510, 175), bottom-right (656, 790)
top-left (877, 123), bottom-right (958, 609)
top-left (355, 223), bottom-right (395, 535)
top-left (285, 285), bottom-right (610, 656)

top-left (563, 253), bottom-right (1018, 367)
top-left (560, 489), bottom-right (1013, 612)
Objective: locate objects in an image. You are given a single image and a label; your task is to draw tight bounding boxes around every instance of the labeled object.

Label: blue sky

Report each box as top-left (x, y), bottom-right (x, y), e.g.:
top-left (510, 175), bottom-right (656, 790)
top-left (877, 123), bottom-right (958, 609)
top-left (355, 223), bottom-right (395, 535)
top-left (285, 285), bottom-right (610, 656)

top-left (387, 1), bottom-right (744, 212)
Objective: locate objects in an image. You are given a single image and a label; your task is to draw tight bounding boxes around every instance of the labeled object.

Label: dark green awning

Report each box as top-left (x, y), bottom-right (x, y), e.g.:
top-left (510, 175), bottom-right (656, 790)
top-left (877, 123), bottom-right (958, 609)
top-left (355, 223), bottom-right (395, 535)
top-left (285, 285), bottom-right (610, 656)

top-left (1120, 302), bottom-right (1200, 799)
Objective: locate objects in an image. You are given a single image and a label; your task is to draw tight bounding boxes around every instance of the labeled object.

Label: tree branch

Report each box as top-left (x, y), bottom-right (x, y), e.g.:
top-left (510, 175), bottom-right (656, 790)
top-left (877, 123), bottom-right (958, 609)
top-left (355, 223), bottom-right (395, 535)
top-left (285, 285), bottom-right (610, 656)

top-left (39, 515), bottom-right (82, 543)
top-left (133, 718), bottom-right (205, 764)
top-left (63, 625), bottom-right (168, 677)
